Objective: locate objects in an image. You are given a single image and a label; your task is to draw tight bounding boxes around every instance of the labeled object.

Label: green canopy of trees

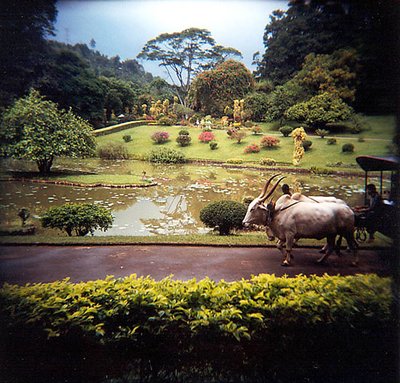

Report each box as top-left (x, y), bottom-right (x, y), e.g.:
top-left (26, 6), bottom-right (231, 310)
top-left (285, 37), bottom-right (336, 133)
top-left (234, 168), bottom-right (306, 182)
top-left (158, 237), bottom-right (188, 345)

top-left (99, 76), bottom-right (140, 120)
top-left (35, 48), bottom-right (106, 125)
top-left (138, 28), bottom-right (242, 105)
top-left (256, 0), bottom-right (398, 113)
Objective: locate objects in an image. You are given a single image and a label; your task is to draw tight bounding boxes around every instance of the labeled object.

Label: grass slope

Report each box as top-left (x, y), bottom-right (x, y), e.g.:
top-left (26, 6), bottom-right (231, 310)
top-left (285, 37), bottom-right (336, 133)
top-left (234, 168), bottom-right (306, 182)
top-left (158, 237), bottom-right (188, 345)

top-left (95, 115), bottom-right (396, 169)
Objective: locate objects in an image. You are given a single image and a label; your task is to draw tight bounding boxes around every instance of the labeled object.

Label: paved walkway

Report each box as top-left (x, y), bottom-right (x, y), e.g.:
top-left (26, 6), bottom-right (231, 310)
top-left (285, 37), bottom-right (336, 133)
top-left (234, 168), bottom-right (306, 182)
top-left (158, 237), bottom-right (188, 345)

top-left (0, 245), bottom-right (392, 285)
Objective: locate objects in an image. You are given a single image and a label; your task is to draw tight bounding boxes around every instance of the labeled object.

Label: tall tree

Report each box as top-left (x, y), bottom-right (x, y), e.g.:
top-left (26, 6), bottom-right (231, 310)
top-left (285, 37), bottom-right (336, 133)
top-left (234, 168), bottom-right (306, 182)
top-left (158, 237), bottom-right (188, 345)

top-left (188, 60), bottom-right (254, 116)
top-left (137, 28), bottom-right (242, 105)
top-left (0, 0), bottom-right (57, 109)
top-left (0, 90), bottom-right (96, 174)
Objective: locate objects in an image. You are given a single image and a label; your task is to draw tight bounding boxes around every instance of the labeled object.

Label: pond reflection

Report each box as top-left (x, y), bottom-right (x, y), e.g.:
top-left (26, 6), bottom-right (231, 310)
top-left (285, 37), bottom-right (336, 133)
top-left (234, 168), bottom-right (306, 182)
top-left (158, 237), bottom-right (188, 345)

top-left (0, 158), bottom-right (378, 236)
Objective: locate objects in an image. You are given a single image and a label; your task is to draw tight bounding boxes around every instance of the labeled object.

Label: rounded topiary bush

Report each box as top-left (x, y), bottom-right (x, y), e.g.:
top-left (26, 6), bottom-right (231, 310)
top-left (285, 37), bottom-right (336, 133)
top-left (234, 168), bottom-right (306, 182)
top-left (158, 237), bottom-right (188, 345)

top-left (327, 138), bottom-right (337, 145)
top-left (122, 134), bottom-right (132, 143)
top-left (302, 140), bottom-right (313, 151)
top-left (148, 148), bottom-right (186, 163)
top-left (279, 125), bottom-right (294, 137)
top-left (210, 142), bottom-right (218, 150)
top-left (151, 131), bottom-right (170, 144)
top-left (200, 200), bottom-right (247, 235)
top-left (342, 143), bottom-right (355, 153)
top-left (176, 134), bottom-right (192, 147)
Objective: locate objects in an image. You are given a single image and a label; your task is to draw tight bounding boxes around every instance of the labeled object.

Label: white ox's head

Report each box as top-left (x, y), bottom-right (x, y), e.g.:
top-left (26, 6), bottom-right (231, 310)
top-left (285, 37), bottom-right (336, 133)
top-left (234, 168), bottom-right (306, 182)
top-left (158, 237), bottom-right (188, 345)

top-left (242, 174), bottom-right (285, 229)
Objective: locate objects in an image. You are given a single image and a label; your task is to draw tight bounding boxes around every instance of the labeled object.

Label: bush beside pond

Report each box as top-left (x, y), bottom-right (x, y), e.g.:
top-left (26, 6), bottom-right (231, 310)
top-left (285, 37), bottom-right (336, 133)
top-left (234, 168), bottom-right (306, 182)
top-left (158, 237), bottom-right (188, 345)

top-left (148, 148), bottom-right (186, 163)
top-left (200, 200), bottom-right (247, 235)
top-left (98, 143), bottom-right (130, 159)
top-left (41, 203), bottom-right (113, 236)
top-left (0, 274), bottom-right (395, 382)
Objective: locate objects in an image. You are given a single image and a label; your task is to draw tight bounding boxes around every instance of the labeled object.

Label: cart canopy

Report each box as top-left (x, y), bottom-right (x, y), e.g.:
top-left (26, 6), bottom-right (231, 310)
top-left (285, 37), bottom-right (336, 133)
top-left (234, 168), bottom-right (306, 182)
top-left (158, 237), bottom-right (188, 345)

top-left (356, 155), bottom-right (399, 172)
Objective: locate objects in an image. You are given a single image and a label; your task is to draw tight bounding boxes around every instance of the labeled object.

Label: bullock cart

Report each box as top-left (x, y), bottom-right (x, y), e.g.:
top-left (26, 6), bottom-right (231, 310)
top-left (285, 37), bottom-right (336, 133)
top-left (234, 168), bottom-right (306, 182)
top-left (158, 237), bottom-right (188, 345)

top-left (354, 155), bottom-right (399, 241)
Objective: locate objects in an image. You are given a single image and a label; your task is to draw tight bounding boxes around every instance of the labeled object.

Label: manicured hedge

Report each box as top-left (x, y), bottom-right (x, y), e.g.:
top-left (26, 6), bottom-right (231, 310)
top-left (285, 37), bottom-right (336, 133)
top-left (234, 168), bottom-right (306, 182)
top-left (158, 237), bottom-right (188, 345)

top-left (0, 274), bottom-right (396, 382)
top-left (93, 120), bottom-right (149, 136)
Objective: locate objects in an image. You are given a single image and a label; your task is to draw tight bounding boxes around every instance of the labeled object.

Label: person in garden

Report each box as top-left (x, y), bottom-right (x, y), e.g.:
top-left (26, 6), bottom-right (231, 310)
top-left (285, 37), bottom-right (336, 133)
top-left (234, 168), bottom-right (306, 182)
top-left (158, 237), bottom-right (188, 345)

top-left (355, 184), bottom-right (384, 242)
top-left (281, 184), bottom-right (292, 196)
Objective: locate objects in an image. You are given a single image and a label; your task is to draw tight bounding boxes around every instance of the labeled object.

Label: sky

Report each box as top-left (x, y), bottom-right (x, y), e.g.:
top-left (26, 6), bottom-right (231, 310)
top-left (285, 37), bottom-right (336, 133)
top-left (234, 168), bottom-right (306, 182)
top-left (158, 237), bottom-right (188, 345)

top-left (53, 0), bottom-right (288, 79)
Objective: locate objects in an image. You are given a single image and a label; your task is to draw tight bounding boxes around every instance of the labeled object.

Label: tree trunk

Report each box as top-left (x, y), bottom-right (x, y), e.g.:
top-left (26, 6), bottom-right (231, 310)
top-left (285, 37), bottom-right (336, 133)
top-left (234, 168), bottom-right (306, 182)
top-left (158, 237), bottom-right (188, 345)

top-left (37, 157), bottom-right (53, 175)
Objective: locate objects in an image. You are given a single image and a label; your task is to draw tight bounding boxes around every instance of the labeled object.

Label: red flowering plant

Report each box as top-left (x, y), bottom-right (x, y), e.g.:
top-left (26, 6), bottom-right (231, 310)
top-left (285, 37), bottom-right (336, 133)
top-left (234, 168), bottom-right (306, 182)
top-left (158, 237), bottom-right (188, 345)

top-left (260, 135), bottom-right (280, 148)
top-left (244, 144), bottom-right (260, 154)
top-left (151, 131), bottom-right (170, 144)
top-left (199, 131), bottom-right (215, 143)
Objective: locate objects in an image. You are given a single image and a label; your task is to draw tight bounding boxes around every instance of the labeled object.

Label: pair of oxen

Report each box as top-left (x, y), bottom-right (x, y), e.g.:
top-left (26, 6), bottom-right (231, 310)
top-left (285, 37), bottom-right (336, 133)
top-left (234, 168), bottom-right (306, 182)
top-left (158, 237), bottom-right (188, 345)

top-left (242, 174), bottom-right (358, 266)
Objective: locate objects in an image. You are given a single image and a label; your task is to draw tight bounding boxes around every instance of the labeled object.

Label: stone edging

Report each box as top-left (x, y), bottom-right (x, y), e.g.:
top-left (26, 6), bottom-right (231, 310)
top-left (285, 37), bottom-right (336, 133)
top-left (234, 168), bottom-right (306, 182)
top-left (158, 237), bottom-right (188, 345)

top-left (0, 177), bottom-right (158, 188)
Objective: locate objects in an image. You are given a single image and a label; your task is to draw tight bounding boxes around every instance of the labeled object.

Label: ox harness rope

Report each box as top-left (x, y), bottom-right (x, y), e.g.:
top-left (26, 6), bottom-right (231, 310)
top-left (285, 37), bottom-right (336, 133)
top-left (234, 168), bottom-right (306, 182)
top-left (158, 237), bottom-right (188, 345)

top-left (278, 201), bottom-right (301, 212)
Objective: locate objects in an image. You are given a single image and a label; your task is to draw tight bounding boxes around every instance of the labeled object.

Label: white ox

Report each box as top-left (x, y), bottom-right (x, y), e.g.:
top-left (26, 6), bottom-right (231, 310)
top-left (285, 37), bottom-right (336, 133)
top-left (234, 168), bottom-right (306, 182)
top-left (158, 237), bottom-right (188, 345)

top-left (242, 175), bottom-right (358, 266)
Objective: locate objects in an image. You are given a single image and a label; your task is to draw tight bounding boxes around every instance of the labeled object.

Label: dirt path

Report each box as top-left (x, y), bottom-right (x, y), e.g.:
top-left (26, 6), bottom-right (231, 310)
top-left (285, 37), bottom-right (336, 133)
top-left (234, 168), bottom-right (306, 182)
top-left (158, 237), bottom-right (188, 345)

top-left (0, 245), bottom-right (392, 285)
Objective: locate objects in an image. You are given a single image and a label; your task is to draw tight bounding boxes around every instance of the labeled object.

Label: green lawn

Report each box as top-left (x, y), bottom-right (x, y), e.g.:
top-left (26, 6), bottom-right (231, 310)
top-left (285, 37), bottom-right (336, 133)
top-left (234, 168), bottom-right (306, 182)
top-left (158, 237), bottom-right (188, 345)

top-left (0, 231), bottom-right (392, 248)
top-left (95, 115), bottom-right (396, 169)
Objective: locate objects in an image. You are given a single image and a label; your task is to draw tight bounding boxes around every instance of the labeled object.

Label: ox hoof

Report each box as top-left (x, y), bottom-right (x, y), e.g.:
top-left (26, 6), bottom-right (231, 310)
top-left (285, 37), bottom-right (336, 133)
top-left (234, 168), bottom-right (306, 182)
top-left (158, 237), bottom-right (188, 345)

top-left (316, 257), bottom-right (328, 265)
top-left (281, 260), bottom-right (290, 267)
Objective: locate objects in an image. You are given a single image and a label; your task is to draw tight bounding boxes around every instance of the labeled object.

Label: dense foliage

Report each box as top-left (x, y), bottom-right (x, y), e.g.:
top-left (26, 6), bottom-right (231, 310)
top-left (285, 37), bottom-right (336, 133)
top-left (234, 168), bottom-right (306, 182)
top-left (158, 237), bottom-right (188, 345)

top-left (188, 60), bottom-right (254, 116)
top-left (243, 92), bottom-right (269, 121)
top-left (256, 0), bottom-right (397, 113)
top-left (285, 92), bottom-right (352, 129)
top-left (35, 48), bottom-right (106, 125)
top-left (200, 200), bottom-right (247, 235)
top-left (0, 274), bottom-right (395, 382)
top-left (0, 90), bottom-right (96, 174)
top-left (41, 203), bottom-right (113, 236)
top-left (0, 0), bottom-right (57, 109)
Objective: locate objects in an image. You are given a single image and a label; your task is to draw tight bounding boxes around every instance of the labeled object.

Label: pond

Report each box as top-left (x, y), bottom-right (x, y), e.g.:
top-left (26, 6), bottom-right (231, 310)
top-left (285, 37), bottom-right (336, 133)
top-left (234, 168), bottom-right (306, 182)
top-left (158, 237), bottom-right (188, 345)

top-left (0, 159), bottom-right (373, 236)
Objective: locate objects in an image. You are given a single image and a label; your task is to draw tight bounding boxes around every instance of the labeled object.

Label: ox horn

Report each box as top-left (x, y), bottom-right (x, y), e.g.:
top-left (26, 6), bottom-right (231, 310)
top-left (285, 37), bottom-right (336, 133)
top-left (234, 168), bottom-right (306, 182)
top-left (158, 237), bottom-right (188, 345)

top-left (258, 174), bottom-right (281, 200)
top-left (260, 176), bottom-right (286, 202)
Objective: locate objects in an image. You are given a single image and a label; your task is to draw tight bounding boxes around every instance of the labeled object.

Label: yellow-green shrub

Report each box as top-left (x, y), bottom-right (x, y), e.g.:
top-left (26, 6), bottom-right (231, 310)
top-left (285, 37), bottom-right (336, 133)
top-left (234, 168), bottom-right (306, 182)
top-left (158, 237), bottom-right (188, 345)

top-left (0, 274), bottom-right (395, 382)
